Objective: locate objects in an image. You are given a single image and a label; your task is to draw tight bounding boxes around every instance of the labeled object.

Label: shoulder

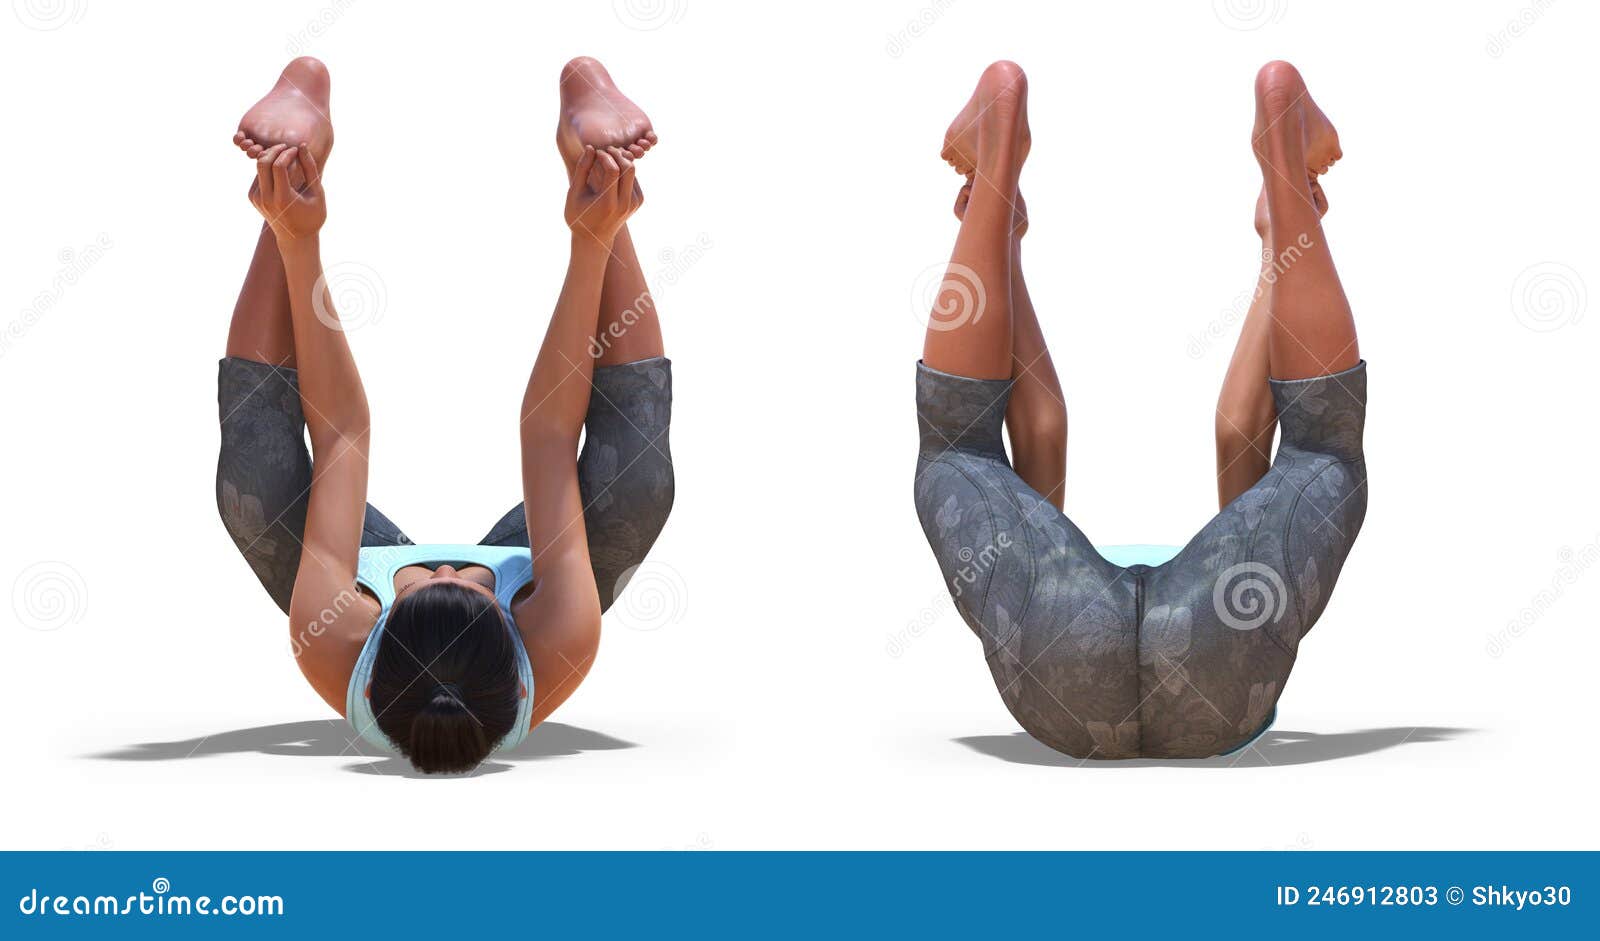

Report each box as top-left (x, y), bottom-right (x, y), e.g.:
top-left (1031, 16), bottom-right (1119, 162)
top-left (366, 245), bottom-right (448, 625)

top-left (511, 554), bottom-right (601, 643)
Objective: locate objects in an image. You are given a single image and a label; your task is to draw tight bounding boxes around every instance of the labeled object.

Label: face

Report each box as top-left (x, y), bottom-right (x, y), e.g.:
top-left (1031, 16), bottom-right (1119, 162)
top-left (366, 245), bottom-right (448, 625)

top-left (394, 564), bottom-right (498, 603)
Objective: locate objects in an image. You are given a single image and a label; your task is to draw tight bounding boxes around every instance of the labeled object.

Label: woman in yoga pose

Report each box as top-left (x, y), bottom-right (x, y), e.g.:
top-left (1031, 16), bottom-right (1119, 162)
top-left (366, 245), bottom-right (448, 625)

top-left (217, 58), bottom-right (673, 774)
top-left (914, 60), bottom-right (1366, 759)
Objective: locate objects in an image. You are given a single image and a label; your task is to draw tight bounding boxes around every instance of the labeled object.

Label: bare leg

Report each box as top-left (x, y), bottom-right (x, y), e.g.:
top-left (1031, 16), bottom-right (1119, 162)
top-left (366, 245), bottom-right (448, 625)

top-left (591, 218), bottom-right (664, 366)
top-left (226, 59), bottom-right (335, 364)
top-left (1214, 190), bottom-right (1279, 508)
top-left (1252, 61), bottom-right (1358, 380)
top-left (225, 224), bottom-right (296, 366)
top-left (555, 58), bottom-right (663, 367)
top-left (923, 61), bottom-right (1029, 380)
top-left (999, 194), bottom-right (1066, 508)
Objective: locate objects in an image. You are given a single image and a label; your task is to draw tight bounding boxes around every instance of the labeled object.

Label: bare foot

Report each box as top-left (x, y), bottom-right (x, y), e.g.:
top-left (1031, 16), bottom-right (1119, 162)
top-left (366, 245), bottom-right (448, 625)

top-left (557, 57), bottom-right (656, 173)
top-left (1251, 60), bottom-right (1340, 176)
top-left (942, 60), bottom-right (1030, 177)
top-left (234, 57), bottom-right (333, 176)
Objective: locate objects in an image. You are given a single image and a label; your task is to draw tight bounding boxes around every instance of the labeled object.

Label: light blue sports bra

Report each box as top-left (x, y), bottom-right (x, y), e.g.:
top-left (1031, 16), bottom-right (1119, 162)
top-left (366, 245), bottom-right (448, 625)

top-left (345, 544), bottom-right (536, 755)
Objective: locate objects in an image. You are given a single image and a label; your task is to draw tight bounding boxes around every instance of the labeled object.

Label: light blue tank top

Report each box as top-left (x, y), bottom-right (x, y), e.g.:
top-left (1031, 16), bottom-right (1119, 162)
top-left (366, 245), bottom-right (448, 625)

top-left (345, 544), bottom-right (536, 755)
top-left (1095, 544), bottom-right (1182, 568)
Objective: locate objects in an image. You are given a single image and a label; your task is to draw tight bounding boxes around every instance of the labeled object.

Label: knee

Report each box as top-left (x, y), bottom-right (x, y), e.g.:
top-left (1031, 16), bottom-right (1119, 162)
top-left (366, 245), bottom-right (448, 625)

top-left (1008, 403), bottom-right (1067, 459)
top-left (1214, 400), bottom-right (1275, 456)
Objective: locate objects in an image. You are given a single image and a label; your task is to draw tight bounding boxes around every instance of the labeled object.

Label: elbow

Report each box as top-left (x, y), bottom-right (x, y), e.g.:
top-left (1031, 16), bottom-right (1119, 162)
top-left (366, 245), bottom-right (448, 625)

top-left (518, 413), bottom-right (579, 451)
top-left (309, 419), bottom-right (370, 459)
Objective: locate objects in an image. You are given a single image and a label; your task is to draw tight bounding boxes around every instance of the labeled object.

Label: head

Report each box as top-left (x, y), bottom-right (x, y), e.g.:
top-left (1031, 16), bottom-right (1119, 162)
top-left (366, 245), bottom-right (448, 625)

top-left (369, 577), bottom-right (520, 774)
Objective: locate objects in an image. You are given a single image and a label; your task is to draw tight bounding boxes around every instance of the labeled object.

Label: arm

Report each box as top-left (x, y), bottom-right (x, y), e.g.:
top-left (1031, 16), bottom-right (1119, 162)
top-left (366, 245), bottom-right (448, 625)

top-left (250, 144), bottom-right (373, 710)
top-left (516, 147), bottom-right (643, 727)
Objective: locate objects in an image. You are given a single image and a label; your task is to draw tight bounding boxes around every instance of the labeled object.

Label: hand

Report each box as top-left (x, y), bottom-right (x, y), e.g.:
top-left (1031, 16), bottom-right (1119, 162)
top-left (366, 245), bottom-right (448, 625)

top-left (249, 143), bottom-right (326, 242)
top-left (953, 175), bottom-right (1028, 239)
top-left (564, 145), bottom-right (641, 242)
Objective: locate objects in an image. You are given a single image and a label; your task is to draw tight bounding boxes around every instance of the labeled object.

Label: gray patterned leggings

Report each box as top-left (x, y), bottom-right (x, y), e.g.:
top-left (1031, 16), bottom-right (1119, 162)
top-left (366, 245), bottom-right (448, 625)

top-left (913, 360), bottom-right (1367, 759)
top-left (216, 355), bottom-right (674, 614)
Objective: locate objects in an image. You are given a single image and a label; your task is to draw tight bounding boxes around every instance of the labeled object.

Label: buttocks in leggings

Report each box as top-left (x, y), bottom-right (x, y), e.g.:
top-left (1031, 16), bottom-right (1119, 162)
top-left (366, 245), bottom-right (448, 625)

top-left (216, 355), bottom-right (674, 615)
top-left (913, 360), bottom-right (1367, 759)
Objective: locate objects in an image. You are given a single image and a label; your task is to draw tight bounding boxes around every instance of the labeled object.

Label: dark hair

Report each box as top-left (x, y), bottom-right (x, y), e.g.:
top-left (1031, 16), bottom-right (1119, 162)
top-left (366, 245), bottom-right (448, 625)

top-left (369, 582), bottom-right (520, 774)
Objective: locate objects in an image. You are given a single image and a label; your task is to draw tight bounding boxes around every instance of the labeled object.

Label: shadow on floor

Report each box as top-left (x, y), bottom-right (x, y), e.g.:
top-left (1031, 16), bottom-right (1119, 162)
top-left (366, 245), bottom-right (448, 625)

top-left (954, 726), bottom-right (1474, 768)
top-left (88, 720), bottom-right (636, 779)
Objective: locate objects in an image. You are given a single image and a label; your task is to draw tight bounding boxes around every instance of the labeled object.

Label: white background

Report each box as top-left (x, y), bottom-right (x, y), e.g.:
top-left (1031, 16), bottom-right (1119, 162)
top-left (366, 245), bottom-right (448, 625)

top-left (2, 0), bottom-right (1596, 850)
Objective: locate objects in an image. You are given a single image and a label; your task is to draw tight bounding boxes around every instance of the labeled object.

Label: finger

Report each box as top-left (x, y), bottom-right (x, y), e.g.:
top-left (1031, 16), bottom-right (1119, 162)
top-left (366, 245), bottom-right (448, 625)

top-left (597, 148), bottom-right (621, 189)
top-left (256, 144), bottom-right (286, 201)
top-left (607, 145), bottom-right (633, 171)
top-left (574, 146), bottom-right (597, 186)
top-left (619, 161), bottom-right (637, 205)
top-left (296, 143), bottom-right (322, 189)
top-left (272, 146), bottom-right (296, 196)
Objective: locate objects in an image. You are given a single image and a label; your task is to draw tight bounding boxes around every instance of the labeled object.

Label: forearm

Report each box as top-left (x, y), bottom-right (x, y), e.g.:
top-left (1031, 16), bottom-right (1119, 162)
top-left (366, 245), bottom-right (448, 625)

top-left (521, 234), bottom-right (611, 439)
top-left (278, 235), bottom-right (371, 443)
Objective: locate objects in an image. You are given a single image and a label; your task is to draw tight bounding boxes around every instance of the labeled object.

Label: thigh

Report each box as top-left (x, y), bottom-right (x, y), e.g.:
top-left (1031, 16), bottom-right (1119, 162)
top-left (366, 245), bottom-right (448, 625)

top-left (580, 357), bottom-right (675, 611)
top-left (217, 357), bottom-right (411, 614)
top-left (1140, 364), bottom-right (1367, 756)
top-left (216, 357), bottom-right (314, 615)
top-left (484, 359), bottom-right (676, 611)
